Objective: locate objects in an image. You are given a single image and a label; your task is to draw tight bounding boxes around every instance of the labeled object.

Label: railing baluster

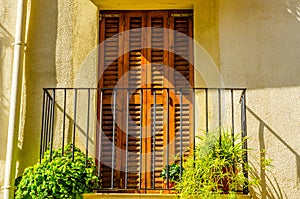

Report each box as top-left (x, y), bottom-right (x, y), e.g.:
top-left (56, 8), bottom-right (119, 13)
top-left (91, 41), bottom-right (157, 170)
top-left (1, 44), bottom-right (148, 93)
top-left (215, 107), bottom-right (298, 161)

top-left (62, 88), bottom-right (66, 155)
top-left (231, 89), bottom-right (235, 175)
top-left (152, 89), bottom-right (156, 189)
top-left (49, 89), bottom-right (55, 161)
top-left (218, 89), bottom-right (221, 145)
top-left (85, 89), bottom-right (91, 167)
top-left (111, 90), bottom-right (117, 189)
top-left (44, 93), bottom-right (51, 155)
top-left (166, 89), bottom-right (169, 189)
top-left (139, 89), bottom-right (143, 190)
top-left (192, 88), bottom-right (196, 164)
top-left (231, 89), bottom-right (235, 142)
top-left (72, 89), bottom-right (78, 162)
top-left (179, 89), bottom-right (183, 179)
top-left (205, 88), bottom-right (208, 133)
top-left (98, 89), bottom-right (103, 177)
top-left (125, 89), bottom-right (129, 189)
top-left (241, 90), bottom-right (249, 194)
top-left (40, 90), bottom-right (46, 161)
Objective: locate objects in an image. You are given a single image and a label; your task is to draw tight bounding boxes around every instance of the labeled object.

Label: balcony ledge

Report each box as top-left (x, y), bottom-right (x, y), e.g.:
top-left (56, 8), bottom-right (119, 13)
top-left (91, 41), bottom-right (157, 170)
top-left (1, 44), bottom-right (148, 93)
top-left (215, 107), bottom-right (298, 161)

top-left (82, 193), bottom-right (252, 199)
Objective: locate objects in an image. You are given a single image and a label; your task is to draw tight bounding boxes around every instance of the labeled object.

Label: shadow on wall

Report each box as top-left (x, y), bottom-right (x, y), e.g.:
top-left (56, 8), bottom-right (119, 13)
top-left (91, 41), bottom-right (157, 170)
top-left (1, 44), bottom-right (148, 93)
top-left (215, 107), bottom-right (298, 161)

top-left (39, 95), bottom-right (95, 158)
top-left (286, 0), bottom-right (300, 21)
top-left (0, 23), bottom-right (14, 179)
top-left (247, 107), bottom-right (300, 199)
top-left (18, 1), bottom-right (58, 175)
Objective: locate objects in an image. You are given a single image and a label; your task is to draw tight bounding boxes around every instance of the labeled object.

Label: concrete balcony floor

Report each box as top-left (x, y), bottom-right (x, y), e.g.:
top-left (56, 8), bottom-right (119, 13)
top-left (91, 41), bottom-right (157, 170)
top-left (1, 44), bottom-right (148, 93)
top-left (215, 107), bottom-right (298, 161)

top-left (82, 193), bottom-right (252, 199)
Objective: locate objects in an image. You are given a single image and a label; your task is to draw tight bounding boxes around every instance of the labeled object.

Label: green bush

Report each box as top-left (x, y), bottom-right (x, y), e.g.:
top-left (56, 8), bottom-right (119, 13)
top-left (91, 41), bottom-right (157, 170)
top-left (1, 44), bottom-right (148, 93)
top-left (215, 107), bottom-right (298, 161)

top-left (15, 144), bottom-right (100, 199)
top-left (176, 129), bottom-right (258, 199)
top-left (160, 163), bottom-right (184, 182)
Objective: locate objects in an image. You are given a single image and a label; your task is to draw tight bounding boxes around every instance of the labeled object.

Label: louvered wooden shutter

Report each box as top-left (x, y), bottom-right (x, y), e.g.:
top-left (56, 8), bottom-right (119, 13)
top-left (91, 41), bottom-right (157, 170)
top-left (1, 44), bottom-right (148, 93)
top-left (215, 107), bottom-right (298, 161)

top-left (98, 12), bottom-right (124, 188)
top-left (168, 11), bottom-right (194, 169)
top-left (123, 12), bottom-right (147, 189)
top-left (147, 12), bottom-right (169, 188)
top-left (98, 10), bottom-right (193, 191)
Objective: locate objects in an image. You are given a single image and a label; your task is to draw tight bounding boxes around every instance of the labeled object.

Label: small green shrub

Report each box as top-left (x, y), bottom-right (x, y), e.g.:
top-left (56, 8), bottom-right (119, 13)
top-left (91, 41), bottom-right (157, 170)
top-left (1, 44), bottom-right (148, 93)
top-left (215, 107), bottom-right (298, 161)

top-left (160, 163), bottom-right (184, 182)
top-left (15, 144), bottom-right (99, 199)
top-left (176, 128), bottom-right (258, 199)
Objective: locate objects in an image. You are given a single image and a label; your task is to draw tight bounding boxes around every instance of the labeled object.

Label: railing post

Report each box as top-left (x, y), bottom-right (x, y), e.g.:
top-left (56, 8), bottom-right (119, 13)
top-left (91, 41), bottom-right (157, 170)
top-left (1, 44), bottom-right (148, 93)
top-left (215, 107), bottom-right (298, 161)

top-left (205, 88), bottom-right (208, 133)
top-left (218, 89), bottom-right (221, 128)
top-left (231, 89), bottom-right (236, 174)
top-left (72, 89), bottom-right (78, 162)
top-left (231, 89), bottom-right (235, 142)
top-left (62, 88), bottom-right (67, 155)
top-left (241, 90), bottom-right (249, 194)
top-left (125, 89), bottom-right (129, 189)
top-left (85, 89), bottom-right (91, 167)
top-left (49, 89), bottom-right (55, 161)
top-left (166, 88), bottom-right (169, 189)
top-left (44, 92), bottom-right (51, 157)
top-left (192, 88), bottom-right (196, 164)
top-left (98, 89), bottom-right (103, 177)
top-left (111, 89), bottom-right (117, 189)
top-left (139, 89), bottom-right (143, 189)
top-left (40, 90), bottom-right (46, 161)
top-left (152, 89), bottom-right (156, 189)
top-left (179, 88), bottom-right (183, 179)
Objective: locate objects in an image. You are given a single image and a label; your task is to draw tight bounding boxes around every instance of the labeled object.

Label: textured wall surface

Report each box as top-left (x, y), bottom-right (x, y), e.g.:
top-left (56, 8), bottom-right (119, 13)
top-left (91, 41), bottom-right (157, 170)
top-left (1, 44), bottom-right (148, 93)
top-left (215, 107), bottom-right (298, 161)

top-left (0, 0), bottom-right (97, 195)
top-left (219, 0), bottom-right (300, 198)
top-left (0, 0), bottom-right (17, 196)
top-left (1, 0), bottom-right (300, 198)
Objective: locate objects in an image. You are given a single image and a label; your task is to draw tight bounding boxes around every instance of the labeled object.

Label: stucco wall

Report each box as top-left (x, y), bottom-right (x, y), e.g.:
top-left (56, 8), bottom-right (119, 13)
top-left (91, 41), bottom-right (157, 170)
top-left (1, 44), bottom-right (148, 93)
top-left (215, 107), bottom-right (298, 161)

top-left (219, 0), bottom-right (300, 198)
top-left (0, 0), bottom-right (98, 194)
top-left (0, 0), bottom-right (17, 195)
top-left (2, 0), bottom-right (300, 198)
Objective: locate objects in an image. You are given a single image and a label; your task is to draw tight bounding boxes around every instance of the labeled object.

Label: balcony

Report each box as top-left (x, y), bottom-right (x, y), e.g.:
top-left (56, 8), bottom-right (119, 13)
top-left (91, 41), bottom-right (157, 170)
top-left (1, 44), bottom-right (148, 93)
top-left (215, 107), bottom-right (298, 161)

top-left (39, 87), bottom-right (248, 194)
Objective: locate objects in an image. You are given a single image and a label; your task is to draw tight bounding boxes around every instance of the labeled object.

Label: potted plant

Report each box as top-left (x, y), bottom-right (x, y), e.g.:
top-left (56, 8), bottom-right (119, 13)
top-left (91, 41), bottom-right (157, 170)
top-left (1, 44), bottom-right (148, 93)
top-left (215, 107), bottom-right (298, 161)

top-left (15, 144), bottom-right (100, 198)
top-left (175, 128), bottom-right (258, 199)
top-left (160, 163), bottom-right (183, 191)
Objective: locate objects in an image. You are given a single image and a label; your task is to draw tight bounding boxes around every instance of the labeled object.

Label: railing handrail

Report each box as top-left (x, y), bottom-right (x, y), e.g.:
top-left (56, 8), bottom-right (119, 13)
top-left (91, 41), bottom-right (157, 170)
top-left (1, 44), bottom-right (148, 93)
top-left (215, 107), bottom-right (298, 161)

top-left (43, 87), bottom-right (247, 90)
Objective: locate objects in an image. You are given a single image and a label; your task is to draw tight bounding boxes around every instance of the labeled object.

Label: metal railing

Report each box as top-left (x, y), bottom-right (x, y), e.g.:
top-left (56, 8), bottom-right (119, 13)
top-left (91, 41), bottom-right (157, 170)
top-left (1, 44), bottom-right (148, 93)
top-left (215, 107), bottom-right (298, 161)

top-left (40, 87), bottom-right (248, 194)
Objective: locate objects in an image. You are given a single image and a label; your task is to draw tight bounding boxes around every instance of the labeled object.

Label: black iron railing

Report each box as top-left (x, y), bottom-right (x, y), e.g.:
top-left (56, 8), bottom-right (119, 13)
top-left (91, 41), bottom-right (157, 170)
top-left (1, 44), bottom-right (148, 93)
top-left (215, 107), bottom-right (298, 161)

top-left (40, 87), bottom-right (248, 193)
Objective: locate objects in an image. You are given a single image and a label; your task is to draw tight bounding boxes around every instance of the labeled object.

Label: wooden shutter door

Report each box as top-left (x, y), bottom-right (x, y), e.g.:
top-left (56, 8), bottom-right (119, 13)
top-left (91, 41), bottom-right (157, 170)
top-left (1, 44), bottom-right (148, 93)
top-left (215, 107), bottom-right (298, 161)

top-left (98, 10), bottom-right (193, 191)
top-left (123, 11), bottom-right (147, 189)
top-left (98, 12), bottom-right (124, 189)
top-left (146, 11), bottom-right (169, 189)
top-left (147, 11), bottom-right (194, 189)
top-left (168, 11), bottom-right (194, 171)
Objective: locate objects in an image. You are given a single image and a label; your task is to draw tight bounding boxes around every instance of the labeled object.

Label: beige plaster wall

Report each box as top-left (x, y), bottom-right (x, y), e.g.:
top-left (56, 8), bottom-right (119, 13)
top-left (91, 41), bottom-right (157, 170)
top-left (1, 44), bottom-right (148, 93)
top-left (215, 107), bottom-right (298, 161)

top-left (0, 0), bottom-right (98, 192)
top-left (20, 0), bottom-right (98, 170)
top-left (0, 0), bottom-right (17, 195)
top-left (219, 0), bottom-right (300, 198)
top-left (2, 0), bottom-right (300, 198)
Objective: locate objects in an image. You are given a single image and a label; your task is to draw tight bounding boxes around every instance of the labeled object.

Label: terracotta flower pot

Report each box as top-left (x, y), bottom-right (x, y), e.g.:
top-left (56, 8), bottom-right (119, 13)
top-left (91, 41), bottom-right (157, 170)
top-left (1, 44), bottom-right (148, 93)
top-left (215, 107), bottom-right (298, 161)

top-left (217, 166), bottom-right (238, 193)
top-left (162, 181), bottom-right (176, 193)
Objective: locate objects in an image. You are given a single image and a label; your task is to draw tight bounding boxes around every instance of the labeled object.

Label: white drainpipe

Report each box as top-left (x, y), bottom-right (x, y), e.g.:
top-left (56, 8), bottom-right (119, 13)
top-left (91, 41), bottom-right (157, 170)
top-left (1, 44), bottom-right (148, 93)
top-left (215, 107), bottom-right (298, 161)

top-left (3, 0), bottom-right (26, 198)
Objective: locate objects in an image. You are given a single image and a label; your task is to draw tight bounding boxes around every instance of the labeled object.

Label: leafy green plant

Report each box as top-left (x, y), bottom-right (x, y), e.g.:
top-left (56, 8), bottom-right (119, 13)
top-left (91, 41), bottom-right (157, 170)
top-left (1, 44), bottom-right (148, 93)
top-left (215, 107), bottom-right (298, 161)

top-left (176, 128), bottom-right (258, 199)
top-left (15, 144), bottom-right (99, 199)
top-left (160, 163), bottom-right (184, 182)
